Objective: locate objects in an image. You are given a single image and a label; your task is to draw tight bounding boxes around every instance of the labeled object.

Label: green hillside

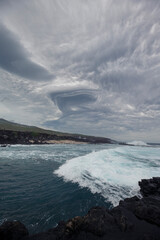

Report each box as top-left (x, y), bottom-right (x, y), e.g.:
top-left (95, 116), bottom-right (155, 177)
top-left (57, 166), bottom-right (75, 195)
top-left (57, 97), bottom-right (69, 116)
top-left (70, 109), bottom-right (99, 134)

top-left (0, 118), bottom-right (117, 144)
top-left (0, 118), bottom-right (67, 136)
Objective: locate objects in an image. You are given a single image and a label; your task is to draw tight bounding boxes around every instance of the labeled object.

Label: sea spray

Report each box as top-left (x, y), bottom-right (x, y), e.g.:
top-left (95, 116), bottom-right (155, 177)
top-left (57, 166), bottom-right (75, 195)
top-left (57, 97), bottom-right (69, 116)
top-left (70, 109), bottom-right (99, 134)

top-left (54, 146), bottom-right (160, 206)
top-left (127, 141), bottom-right (148, 146)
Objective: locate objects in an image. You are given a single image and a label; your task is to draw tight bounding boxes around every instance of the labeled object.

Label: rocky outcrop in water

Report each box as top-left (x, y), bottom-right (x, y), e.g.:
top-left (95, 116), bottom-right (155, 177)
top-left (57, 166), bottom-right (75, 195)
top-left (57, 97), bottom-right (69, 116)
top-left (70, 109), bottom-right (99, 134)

top-left (1, 177), bottom-right (160, 240)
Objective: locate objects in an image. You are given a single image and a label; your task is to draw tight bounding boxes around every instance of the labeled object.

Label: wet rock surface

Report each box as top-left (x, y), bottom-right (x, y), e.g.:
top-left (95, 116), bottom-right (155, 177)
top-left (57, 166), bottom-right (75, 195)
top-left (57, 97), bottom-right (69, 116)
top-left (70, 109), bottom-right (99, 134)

top-left (1, 177), bottom-right (160, 240)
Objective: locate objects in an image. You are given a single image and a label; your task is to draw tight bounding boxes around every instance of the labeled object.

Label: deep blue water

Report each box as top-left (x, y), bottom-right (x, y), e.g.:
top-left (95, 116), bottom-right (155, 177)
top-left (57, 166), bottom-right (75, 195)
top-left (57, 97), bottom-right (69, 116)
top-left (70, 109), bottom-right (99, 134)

top-left (0, 143), bottom-right (160, 233)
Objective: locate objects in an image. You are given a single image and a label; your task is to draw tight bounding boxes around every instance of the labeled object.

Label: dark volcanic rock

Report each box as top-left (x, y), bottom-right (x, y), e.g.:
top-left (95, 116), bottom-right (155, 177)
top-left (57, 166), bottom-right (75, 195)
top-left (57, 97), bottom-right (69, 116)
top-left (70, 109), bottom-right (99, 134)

top-left (1, 177), bottom-right (160, 240)
top-left (0, 221), bottom-right (29, 240)
top-left (139, 177), bottom-right (160, 197)
top-left (134, 196), bottom-right (160, 226)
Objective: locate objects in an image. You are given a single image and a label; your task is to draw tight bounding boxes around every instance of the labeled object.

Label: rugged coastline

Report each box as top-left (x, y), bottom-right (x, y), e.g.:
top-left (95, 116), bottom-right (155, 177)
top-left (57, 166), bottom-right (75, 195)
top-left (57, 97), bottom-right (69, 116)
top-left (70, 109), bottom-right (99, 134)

top-left (0, 119), bottom-right (117, 145)
top-left (0, 177), bottom-right (160, 240)
top-left (0, 129), bottom-right (116, 145)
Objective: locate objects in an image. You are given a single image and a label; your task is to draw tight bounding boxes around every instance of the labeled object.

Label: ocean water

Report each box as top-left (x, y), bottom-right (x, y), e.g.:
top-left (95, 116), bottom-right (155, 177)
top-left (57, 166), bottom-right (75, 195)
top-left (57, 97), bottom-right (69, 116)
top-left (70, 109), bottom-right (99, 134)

top-left (0, 143), bottom-right (160, 233)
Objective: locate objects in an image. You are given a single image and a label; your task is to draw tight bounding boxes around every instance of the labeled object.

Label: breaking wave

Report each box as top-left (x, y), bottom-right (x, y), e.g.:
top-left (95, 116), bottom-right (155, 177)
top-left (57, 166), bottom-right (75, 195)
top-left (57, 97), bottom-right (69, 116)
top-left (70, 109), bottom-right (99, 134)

top-left (54, 146), bottom-right (160, 206)
top-left (127, 141), bottom-right (148, 146)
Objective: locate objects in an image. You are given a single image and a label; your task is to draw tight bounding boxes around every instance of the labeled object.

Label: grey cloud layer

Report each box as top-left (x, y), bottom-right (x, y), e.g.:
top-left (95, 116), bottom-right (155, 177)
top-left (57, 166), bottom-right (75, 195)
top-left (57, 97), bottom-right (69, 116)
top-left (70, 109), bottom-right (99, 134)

top-left (0, 24), bottom-right (53, 80)
top-left (0, 0), bottom-right (160, 141)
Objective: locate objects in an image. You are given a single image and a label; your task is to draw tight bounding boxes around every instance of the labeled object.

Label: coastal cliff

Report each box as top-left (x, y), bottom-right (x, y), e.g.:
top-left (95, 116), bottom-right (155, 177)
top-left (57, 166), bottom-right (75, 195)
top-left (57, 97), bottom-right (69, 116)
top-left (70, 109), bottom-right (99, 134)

top-left (0, 177), bottom-right (160, 240)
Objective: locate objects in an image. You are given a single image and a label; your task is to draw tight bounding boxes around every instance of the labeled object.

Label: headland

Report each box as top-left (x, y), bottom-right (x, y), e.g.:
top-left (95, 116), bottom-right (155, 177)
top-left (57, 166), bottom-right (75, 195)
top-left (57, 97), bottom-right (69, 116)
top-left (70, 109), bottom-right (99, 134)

top-left (0, 118), bottom-right (117, 145)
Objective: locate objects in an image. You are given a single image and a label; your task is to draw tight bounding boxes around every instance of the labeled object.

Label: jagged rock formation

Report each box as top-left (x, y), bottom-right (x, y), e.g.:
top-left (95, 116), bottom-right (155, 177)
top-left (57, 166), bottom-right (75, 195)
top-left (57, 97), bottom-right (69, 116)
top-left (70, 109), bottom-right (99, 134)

top-left (0, 177), bottom-right (160, 240)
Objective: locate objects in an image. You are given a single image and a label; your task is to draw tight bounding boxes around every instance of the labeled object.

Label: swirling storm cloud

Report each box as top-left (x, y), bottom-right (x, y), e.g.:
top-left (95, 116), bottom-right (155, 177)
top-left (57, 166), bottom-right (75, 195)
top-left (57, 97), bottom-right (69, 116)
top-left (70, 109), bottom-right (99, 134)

top-left (0, 0), bottom-right (160, 142)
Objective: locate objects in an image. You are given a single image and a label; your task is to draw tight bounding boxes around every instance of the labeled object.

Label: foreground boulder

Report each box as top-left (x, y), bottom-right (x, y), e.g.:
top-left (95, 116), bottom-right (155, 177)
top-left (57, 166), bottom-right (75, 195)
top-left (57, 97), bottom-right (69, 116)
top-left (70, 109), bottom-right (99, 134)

top-left (0, 221), bottom-right (28, 240)
top-left (1, 177), bottom-right (160, 240)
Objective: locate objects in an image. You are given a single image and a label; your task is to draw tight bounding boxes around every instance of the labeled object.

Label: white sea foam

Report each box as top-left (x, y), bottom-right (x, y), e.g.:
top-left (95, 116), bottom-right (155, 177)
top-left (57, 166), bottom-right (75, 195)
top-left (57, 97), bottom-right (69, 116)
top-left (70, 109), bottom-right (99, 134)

top-left (54, 146), bottom-right (160, 206)
top-left (127, 141), bottom-right (148, 146)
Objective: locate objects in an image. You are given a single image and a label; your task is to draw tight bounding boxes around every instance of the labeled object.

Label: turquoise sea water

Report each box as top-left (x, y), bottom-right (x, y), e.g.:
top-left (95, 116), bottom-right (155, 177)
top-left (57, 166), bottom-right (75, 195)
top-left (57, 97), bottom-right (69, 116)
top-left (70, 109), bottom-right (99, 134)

top-left (0, 143), bottom-right (160, 233)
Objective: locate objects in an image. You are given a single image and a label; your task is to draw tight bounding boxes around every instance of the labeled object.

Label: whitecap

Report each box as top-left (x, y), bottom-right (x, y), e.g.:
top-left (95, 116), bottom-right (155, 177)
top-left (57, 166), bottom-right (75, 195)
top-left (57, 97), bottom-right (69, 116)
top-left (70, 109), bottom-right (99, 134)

top-left (54, 146), bottom-right (160, 206)
top-left (127, 141), bottom-right (148, 146)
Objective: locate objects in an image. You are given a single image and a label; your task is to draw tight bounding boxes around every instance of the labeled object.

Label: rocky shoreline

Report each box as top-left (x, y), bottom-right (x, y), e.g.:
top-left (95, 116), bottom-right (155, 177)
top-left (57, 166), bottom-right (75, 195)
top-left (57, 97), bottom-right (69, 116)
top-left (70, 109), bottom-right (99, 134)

top-left (0, 130), bottom-right (116, 145)
top-left (0, 177), bottom-right (160, 240)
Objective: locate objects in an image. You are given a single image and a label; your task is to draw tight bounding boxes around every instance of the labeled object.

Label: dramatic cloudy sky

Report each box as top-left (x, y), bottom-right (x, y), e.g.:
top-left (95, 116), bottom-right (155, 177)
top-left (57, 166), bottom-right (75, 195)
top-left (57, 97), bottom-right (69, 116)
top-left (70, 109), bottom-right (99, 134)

top-left (0, 0), bottom-right (160, 142)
